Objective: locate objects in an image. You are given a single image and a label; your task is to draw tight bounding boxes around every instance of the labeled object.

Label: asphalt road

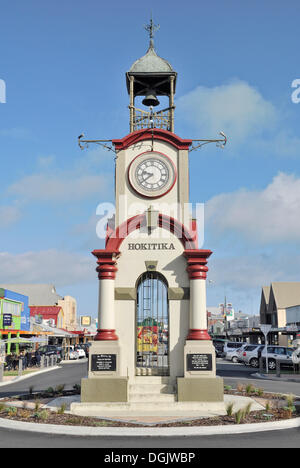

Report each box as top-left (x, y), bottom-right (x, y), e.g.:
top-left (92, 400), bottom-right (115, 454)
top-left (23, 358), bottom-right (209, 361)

top-left (0, 361), bottom-right (88, 398)
top-left (0, 427), bottom-right (299, 448)
top-left (0, 359), bottom-right (299, 448)
top-left (2, 359), bottom-right (299, 399)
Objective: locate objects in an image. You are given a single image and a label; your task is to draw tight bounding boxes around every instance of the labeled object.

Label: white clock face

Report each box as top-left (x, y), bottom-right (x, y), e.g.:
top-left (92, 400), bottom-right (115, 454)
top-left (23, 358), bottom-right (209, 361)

top-left (128, 152), bottom-right (176, 198)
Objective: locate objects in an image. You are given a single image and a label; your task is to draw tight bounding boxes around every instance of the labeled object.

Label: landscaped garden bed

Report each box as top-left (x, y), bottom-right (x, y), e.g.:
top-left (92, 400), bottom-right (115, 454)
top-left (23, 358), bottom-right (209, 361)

top-left (0, 383), bottom-right (299, 427)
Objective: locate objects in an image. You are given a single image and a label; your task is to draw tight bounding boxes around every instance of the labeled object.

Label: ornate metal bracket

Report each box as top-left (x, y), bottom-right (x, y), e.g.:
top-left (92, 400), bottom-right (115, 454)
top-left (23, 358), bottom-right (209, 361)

top-left (78, 134), bottom-right (117, 154)
top-left (190, 132), bottom-right (227, 152)
top-left (78, 131), bottom-right (227, 155)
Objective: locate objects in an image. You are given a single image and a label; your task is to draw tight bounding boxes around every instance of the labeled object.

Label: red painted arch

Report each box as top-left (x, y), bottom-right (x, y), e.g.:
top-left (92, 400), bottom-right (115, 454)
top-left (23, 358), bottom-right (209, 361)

top-left (112, 129), bottom-right (192, 151)
top-left (105, 213), bottom-right (198, 251)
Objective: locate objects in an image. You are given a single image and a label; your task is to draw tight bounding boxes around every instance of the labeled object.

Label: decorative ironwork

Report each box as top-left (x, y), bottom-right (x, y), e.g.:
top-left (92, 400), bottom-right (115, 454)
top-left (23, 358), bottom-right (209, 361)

top-left (132, 106), bottom-right (174, 132)
top-left (144, 15), bottom-right (160, 42)
top-left (77, 131), bottom-right (227, 155)
top-left (136, 272), bottom-right (169, 376)
top-left (190, 132), bottom-right (227, 152)
top-left (78, 134), bottom-right (117, 154)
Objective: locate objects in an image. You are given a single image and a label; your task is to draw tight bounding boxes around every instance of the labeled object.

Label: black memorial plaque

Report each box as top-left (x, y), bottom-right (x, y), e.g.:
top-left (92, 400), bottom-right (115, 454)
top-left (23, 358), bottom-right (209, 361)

top-left (187, 353), bottom-right (213, 372)
top-left (91, 354), bottom-right (117, 372)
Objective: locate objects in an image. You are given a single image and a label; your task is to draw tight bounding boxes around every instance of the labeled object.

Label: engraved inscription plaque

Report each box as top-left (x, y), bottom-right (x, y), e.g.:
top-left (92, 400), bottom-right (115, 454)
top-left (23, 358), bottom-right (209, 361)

top-left (91, 354), bottom-right (117, 372)
top-left (187, 353), bottom-right (212, 372)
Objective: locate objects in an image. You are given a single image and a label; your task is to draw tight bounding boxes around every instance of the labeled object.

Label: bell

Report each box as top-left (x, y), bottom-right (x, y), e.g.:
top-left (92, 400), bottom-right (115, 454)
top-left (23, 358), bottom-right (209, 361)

top-left (142, 89), bottom-right (160, 107)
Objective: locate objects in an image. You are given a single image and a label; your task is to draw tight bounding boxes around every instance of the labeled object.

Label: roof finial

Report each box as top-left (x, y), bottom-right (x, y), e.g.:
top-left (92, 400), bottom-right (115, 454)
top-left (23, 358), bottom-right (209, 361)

top-left (144, 14), bottom-right (160, 49)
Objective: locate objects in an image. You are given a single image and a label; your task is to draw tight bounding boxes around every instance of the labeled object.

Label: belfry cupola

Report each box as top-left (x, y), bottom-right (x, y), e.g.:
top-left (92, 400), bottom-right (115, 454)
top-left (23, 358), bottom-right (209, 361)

top-left (126, 18), bottom-right (177, 133)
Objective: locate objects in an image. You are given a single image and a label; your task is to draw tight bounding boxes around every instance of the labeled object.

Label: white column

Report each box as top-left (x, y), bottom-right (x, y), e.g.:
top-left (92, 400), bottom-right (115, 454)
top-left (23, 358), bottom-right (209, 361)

top-left (190, 279), bottom-right (207, 330)
top-left (98, 279), bottom-right (115, 330)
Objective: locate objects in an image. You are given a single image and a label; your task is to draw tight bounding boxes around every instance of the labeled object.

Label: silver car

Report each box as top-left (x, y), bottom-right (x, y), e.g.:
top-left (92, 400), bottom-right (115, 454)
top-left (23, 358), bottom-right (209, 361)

top-left (225, 343), bottom-right (248, 363)
top-left (261, 346), bottom-right (294, 370)
top-left (240, 344), bottom-right (264, 368)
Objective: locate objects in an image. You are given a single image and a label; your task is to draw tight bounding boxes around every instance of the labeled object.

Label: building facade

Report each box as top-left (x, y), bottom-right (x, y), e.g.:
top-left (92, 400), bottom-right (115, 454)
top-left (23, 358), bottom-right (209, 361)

top-left (260, 282), bottom-right (300, 345)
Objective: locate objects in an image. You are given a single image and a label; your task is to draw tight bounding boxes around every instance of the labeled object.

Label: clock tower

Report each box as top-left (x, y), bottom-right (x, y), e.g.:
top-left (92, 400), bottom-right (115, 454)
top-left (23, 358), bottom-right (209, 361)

top-left (75, 20), bottom-right (224, 416)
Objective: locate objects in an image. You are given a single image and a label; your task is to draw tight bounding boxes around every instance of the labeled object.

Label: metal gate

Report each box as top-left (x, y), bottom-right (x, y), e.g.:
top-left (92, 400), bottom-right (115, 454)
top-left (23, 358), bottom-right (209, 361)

top-left (136, 272), bottom-right (169, 376)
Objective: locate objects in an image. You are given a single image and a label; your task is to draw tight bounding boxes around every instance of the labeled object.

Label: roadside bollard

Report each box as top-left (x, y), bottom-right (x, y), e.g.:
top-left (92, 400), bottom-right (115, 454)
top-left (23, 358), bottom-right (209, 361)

top-left (41, 355), bottom-right (45, 369)
top-left (18, 359), bottom-right (23, 377)
top-left (50, 355), bottom-right (54, 367)
top-left (0, 363), bottom-right (4, 382)
top-left (259, 357), bottom-right (264, 374)
top-left (276, 360), bottom-right (281, 378)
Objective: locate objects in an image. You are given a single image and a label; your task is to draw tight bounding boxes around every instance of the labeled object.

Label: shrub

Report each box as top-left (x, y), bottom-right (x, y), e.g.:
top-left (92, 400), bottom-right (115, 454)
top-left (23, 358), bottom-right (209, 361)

top-left (39, 410), bottom-right (49, 421)
top-left (226, 402), bottom-right (234, 416)
top-left (236, 383), bottom-right (245, 393)
top-left (34, 400), bottom-right (41, 412)
top-left (285, 394), bottom-right (295, 409)
top-left (55, 384), bottom-right (65, 394)
top-left (57, 403), bottom-right (67, 415)
top-left (6, 406), bottom-right (17, 415)
top-left (244, 402), bottom-right (252, 416)
top-left (245, 384), bottom-right (255, 395)
top-left (234, 409), bottom-right (245, 424)
top-left (19, 409), bottom-right (31, 419)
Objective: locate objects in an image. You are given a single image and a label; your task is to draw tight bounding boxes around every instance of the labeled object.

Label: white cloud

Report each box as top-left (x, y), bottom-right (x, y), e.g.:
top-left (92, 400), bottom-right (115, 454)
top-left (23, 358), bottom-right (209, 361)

top-left (0, 205), bottom-right (21, 227)
top-left (206, 172), bottom-right (300, 244)
top-left (209, 251), bottom-right (300, 291)
top-left (7, 173), bottom-right (112, 203)
top-left (177, 80), bottom-right (278, 147)
top-left (0, 250), bottom-right (95, 286)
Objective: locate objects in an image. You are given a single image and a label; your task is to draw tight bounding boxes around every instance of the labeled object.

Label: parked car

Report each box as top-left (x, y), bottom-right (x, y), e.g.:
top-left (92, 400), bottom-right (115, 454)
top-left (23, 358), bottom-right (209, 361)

top-left (74, 345), bottom-right (86, 359)
top-left (261, 346), bottom-right (295, 370)
top-left (35, 345), bottom-right (62, 360)
top-left (80, 342), bottom-right (91, 357)
top-left (240, 344), bottom-right (265, 368)
top-left (64, 346), bottom-right (79, 360)
top-left (240, 344), bottom-right (295, 369)
top-left (225, 343), bottom-right (248, 363)
top-left (223, 342), bottom-right (246, 355)
top-left (213, 340), bottom-right (226, 357)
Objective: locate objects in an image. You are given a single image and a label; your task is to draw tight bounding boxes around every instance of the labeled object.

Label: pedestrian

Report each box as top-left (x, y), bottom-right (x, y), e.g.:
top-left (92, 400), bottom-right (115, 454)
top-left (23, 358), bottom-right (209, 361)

top-left (35, 349), bottom-right (41, 367)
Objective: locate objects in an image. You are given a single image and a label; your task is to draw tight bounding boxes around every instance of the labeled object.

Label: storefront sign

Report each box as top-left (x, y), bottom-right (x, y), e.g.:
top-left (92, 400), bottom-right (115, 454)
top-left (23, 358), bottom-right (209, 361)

top-left (81, 316), bottom-right (91, 327)
top-left (91, 354), bottom-right (117, 372)
top-left (3, 314), bottom-right (12, 327)
top-left (187, 353), bottom-right (212, 371)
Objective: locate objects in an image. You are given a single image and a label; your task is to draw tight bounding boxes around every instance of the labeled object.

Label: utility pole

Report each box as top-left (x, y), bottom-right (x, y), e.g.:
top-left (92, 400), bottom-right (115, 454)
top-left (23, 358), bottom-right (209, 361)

top-left (223, 295), bottom-right (228, 339)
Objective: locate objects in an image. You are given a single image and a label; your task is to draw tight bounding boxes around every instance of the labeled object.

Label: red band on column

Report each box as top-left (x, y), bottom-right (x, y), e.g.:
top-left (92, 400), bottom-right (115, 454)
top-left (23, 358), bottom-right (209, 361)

top-left (184, 249), bottom-right (213, 341)
top-left (92, 250), bottom-right (120, 341)
top-left (187, 329), bottom-right (212, 340)
top-left (184, 249), bottom-right (212, 280)
top-left (92, 250), bottom-right (120, 280)
top-left (94, 329), bottom-right (119, 341)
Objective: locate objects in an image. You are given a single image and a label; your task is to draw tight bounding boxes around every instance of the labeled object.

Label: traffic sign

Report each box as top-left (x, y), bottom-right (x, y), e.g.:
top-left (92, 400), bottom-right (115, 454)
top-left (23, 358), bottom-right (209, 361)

top-left (260, 325), bottom-right (272, 374)
top-left (260, 325), bottom-right (272, 335)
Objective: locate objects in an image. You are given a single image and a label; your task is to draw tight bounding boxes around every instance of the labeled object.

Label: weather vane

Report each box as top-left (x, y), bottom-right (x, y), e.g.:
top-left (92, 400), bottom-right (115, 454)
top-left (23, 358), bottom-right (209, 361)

top-left (144, 15), bottom-right (160, 43)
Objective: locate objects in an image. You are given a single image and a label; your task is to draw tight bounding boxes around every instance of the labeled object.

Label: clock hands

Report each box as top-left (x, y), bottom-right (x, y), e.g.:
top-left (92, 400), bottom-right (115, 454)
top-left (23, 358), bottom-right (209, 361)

top-left (142, 170), bottom-right (154, 182)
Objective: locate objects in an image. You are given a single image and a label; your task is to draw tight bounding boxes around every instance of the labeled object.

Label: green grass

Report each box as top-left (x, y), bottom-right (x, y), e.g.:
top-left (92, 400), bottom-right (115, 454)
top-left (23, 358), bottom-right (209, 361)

top-left (4, 369), bottom-right (39, 377)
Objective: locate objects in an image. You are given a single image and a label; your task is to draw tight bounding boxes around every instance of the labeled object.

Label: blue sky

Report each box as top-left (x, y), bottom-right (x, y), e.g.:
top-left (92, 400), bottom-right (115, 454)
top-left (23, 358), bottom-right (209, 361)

top-left (1, 0), bottom-right (300, 318)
